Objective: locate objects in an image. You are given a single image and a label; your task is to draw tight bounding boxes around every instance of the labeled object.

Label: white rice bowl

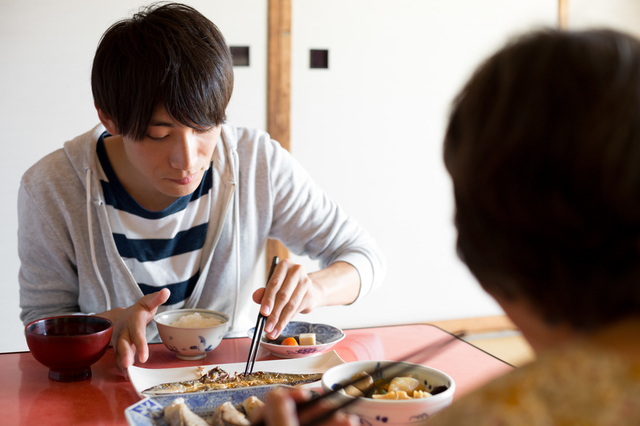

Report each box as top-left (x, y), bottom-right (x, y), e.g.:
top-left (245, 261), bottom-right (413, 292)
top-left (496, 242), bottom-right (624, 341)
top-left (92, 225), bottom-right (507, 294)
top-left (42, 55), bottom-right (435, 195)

top-left (154, 309), bottom-right (229, 360)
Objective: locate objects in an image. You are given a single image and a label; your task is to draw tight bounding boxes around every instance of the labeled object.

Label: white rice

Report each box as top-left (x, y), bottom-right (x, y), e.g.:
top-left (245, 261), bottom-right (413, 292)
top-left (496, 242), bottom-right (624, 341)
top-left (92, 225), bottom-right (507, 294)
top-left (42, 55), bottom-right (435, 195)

top-left (170, 312), bottom-right (221, 328)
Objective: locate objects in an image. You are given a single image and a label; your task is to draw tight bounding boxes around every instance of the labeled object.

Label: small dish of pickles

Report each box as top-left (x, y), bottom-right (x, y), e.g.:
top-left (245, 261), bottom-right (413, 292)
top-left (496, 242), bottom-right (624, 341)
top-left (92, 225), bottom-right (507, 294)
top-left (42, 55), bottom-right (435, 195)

top-left (247, 321), bottom-right (345, 358)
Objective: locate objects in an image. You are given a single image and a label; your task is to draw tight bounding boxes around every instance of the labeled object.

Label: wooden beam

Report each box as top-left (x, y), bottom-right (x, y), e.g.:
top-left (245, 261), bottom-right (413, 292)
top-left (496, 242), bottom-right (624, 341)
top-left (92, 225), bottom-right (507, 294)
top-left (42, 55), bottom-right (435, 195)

top-left (558, 0), bottom-right (569, 29)
top-left (266, 0), bottom-right (291, 270)
top-left (267, 0), bottom-right (291, 151)
top-left (428, 315), bottom-right (518, 335)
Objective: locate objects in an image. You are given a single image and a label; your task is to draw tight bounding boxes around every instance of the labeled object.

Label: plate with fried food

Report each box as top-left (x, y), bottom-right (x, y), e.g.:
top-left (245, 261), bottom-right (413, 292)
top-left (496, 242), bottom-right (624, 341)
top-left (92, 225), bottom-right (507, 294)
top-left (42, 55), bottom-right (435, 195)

top-left (126, 384), bottom-right (321, 426)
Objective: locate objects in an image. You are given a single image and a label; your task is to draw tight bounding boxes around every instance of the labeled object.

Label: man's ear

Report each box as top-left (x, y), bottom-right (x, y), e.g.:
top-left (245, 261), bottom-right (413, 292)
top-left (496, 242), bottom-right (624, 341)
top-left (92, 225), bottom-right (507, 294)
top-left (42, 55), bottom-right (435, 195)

top-left (95, 104), bottom-right (119, 135)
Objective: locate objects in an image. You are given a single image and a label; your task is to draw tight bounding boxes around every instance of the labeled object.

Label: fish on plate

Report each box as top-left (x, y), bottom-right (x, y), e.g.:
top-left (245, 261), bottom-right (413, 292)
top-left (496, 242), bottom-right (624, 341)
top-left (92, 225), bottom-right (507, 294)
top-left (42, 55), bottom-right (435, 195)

top-left (142, 366), bottom-right (323, 396)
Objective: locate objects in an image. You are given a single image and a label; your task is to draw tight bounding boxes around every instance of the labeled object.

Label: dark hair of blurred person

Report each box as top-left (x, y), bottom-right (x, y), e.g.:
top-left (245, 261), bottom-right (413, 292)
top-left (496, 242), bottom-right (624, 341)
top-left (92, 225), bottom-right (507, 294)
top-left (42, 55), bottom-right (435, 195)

top-left (429, 28), bottom-right (640, 425)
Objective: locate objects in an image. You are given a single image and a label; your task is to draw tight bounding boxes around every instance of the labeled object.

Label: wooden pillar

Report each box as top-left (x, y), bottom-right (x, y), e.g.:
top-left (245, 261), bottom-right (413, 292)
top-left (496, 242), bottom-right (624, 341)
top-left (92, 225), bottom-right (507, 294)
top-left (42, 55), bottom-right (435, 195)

top-left (266, 0), bottom-right (292, 269)
top-left (558, 0), bottom-right (569, 29)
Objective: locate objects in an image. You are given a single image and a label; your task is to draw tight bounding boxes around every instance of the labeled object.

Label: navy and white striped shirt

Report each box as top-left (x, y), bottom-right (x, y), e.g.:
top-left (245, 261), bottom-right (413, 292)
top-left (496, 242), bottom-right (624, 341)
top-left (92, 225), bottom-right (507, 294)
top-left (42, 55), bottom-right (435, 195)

top-left (96, 133), bottom-right (212, 309)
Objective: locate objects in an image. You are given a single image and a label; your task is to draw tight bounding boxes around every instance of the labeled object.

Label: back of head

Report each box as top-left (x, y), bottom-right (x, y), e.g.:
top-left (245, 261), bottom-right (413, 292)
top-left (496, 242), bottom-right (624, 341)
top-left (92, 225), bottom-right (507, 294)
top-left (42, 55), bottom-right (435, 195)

top-left (444, 29), bottom-right (640, 330)
top-left (92, 2), bottom-right (234, 140)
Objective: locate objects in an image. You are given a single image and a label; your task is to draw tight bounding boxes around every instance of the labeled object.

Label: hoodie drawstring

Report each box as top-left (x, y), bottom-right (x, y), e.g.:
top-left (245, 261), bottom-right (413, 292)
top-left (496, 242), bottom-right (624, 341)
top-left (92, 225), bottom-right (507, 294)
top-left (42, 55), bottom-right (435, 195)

top-left (230, 149), bottom-right (241, 332)
top-left (85, 167), bottom-right (112, 312)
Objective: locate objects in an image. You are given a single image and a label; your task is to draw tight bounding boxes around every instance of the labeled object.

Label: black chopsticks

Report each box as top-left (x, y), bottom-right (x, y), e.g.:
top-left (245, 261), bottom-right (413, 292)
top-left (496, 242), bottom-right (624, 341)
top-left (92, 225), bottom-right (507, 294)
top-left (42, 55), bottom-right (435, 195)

top-left (245, 256), bottom-right (279, 375)
top-left (253, 331), bottom-right (465, 426)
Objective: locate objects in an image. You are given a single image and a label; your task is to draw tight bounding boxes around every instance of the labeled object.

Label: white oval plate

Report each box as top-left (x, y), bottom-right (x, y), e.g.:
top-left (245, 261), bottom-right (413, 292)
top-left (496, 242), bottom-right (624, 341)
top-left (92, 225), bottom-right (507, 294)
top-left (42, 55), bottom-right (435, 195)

top-left (128, 349), bottom-right (345, 397)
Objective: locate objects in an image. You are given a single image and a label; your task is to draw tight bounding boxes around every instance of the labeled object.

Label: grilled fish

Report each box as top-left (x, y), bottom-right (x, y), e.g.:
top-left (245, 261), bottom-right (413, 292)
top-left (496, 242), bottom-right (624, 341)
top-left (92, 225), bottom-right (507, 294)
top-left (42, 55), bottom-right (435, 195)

top-left (142, 367), bottom-right (323, 396)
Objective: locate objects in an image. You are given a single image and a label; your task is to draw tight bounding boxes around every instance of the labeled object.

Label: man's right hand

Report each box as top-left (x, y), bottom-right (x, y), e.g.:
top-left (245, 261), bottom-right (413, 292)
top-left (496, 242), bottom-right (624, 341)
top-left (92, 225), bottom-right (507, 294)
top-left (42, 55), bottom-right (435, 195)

top-left (95, 288), bottom-right (170, 377)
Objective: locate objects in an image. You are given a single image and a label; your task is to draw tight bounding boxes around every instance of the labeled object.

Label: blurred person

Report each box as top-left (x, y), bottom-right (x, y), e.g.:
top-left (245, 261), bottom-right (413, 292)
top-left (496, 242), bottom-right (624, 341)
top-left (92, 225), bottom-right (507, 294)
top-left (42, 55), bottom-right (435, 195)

top-left (18, 2), bottom-right (385, 375)
top-left (264, 28), bottom-right (640, 425)
top-left (429, 27), bottom-right (640, 424)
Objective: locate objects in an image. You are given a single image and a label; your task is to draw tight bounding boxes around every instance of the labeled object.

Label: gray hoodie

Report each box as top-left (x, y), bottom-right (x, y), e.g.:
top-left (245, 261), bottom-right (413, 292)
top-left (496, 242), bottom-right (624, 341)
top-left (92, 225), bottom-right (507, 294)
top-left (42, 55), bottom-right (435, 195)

top-left (18, 123), bottom-right (385, 339)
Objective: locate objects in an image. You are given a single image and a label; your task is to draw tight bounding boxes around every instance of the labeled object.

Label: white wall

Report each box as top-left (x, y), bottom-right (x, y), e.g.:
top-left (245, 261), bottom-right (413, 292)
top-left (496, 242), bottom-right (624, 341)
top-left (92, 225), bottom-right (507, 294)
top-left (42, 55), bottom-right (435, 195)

top-left (568, 0), bottom-right (640, 37)
top-left (287, 0), bottom-right (557, 329)
top-left (2, 1), bottom-right (638, 353)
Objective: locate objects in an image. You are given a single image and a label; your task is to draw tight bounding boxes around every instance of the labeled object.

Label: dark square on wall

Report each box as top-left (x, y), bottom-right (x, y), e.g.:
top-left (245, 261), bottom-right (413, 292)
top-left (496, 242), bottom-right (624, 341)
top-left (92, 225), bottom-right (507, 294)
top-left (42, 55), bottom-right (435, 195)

top-left (230, 46), bottom-right (250, 66)
top-left (310, 49), bottom-right (329, 69)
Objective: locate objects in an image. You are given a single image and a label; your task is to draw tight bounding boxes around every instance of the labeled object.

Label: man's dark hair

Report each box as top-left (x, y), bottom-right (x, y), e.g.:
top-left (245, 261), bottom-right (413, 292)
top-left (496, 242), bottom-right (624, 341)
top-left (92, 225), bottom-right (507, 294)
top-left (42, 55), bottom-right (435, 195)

top-left (91, 2), bottom-right (234, 140)
top-left (444, 29), bottom-right (640, 330)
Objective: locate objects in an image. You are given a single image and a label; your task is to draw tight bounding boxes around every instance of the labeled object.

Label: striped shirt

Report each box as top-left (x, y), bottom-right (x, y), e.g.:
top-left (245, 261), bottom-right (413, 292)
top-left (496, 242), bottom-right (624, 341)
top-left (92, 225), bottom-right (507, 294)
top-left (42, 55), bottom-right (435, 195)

top-left (96, 133), bottom-right (212, 309)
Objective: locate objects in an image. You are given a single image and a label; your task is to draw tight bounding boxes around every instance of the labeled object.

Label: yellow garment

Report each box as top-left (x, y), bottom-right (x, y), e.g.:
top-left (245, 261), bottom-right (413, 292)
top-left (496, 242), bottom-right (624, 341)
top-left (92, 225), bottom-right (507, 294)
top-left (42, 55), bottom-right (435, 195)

top-left (429, 341), bottom-right (640, 425)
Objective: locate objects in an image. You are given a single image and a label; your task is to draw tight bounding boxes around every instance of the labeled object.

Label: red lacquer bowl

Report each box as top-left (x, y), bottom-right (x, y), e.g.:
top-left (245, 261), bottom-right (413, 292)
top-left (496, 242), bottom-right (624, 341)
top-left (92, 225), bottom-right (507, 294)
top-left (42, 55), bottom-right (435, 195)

top-left (25, 315), bottom-right (113, 382)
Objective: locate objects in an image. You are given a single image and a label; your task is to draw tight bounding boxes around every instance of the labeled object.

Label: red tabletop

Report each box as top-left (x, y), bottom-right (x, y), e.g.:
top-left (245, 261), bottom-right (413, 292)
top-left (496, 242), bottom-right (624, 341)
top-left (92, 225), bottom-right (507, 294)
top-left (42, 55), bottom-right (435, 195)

top-left (0, 324), bottom-right (513, 425)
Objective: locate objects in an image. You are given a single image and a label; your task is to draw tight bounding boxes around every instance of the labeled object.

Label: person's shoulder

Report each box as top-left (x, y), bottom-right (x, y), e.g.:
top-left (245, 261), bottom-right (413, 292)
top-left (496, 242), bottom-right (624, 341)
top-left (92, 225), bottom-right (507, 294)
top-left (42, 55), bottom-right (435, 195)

top-left (224, 122), bottom-right (283, 145)
top-left (22, 147), bottom-right (73, 187)
top-left (427, 355), bottom-right (556, 426)
top-left (429, 342), bottom-right (640, 425)
top-left (21, 125), bottom-right (101, 196)
top-left (223, 123), bottom-right (287, 160)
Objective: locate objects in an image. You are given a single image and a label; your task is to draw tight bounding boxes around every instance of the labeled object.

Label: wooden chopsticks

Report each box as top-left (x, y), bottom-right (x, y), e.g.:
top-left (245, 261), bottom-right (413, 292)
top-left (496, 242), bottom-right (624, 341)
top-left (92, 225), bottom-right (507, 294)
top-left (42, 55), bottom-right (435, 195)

top-left (245, 256), bottom-right (279, 375)
top-left (254, 331), bottom-right (465, 426)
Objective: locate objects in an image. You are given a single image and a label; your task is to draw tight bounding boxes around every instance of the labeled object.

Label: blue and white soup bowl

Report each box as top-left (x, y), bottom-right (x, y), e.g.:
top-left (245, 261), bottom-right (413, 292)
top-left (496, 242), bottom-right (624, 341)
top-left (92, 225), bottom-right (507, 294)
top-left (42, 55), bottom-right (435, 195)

top-left (321, 360), bottom-right (455, 425)
top-left (154, 309), bottom-right (229, 360)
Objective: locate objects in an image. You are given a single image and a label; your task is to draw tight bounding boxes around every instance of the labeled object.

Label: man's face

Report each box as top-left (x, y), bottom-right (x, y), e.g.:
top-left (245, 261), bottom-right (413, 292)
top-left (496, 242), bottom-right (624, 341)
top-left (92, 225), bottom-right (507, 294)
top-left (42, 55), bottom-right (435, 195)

top-left (121, 106), bottom-right (221, 204)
